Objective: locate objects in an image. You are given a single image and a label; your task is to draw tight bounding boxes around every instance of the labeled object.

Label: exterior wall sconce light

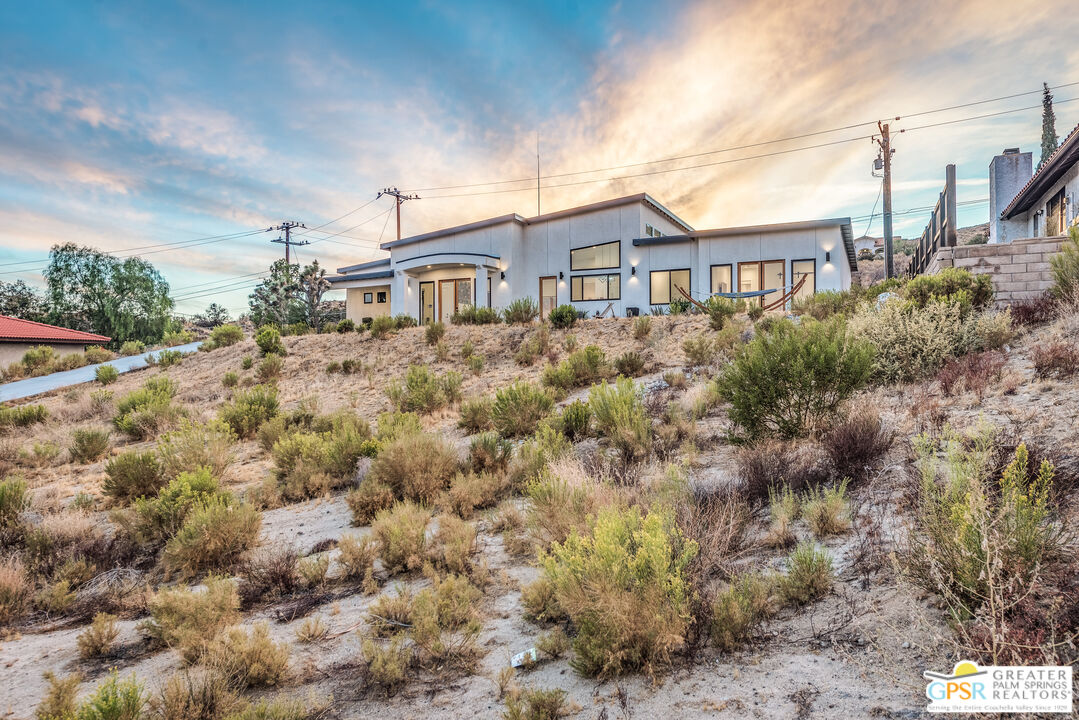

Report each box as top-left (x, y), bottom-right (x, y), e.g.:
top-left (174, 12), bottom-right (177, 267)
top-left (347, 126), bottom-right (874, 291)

top-left (559, 271), bottom-right (564, 280)
top-left (500, 271), bottom-right (506, 280)
top-left (631, 266), bottom-right (636, 276)
top-left (825, 251), bottom-right (831, 262)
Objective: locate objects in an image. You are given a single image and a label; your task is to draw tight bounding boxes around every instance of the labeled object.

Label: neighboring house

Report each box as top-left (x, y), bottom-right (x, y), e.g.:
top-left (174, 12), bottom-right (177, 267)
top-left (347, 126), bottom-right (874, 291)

top-left (990, 125), bottom-right (1079, 243)
top-left (328, 192), bottom-right (856, 323)
top-left (0, 315), bottom-right (110, 365)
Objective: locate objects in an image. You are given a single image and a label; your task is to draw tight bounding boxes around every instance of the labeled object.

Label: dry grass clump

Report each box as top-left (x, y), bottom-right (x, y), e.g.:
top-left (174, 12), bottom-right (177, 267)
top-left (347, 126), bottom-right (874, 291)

top-left (141, 575), bottom-right (240, 663)
top-left (37, 671), bottom-right (82, 720)
top-left (363, 432), bottom-right (460, 505)
top-left (491, 381), bottom-right (555, 437)
top-left (0, 555), bottom-right (29, 625)
top-left (205, 623), bottom-right (290, 688)
top-left (681, 332), bottom-right (718, 367)
top-left (367, 586), bottom-right (413, 637)
top-left (295, 615), bottom-right (328, 644)
top-left (632, 315), bottom-right (652, 340)
top-left (149, 668), bottom-right (242, 720)
top-left (156, 418), bottom-right (236, 481)
top-left (674, 484), bottom-right (752, 580)
top-left (297, 554), bottom-right (329, 588)
top-left (710, 572), bottom-right (775, 651)
top-left (458, 396), bottom-right (493, 433)
top-left (765, 484), bottom-right (799, 547)
top-left (103, 450), bottom-right (164, 504)
top-left (162, 497), bottom-right (261, 579)
top-left (372, 501), bottom-right (431, 574)
top-left (536, 627), bottom-right (570, 658)
top-left (520, 577), bottom-right (563, 624)
top-left (779, 541), bottom-right (834, 605)
top-left (428, 514), bottom-right (477, 575)
top-left (443, 471), bottom-right (509, 519)
top-left (69, 427), bottom-right (110, 464)
top-left (821, 405), bottom-right (893, 483)
top-left (336, 533), bottom-right (378, 580)
top-left (525, 455), bottom-right (614, 548)
top-left (237, 546), bottom-right (299, 606)
top-left (362, 636), bottom-right (413, 694)
top-left (1032, 339), bottom-right (1079, 379)
top-left (77, 611), bottom-right (120, 659)
top-left (734, 438), bottom-right (832, 502)
top-left (802, 481), bottom-right (851, 538)
top-left (408, 571), bottom-right (483, 668)
top-left (503, 687), bottom-right (568, 720)
top-left (588, 377), bottom-right (652, 462)
top-left (346, 481), bottom-right (395, 526)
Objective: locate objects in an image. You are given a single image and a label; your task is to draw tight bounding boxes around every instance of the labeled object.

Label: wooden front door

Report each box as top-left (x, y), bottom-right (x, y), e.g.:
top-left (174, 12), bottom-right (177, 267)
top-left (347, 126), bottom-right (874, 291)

top-left (539, 276), bottom-right (556, 316)
top-left (419, 281), bottom-right (435, 325)
top-left (738, 260), bottom-right (785, 307)
top-left (438, 278), bottom-right (473, 321)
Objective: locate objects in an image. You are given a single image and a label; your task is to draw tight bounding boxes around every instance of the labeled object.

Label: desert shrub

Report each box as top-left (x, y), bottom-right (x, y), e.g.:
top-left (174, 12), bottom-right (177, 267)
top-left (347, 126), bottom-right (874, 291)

top-left (22, 345), bottom-right (56, 372)
top-left (681, 332), bottom-right (717, 367)
top-left (163, 328), bottom-right (194, 346)
top-left (631, 315), bottom-right (652, 340)
top-left (163, 498), bottom-right (261, 578)
top-left (157, 418), bottom-right (236, 481)
top-left (467, 354), bottom-right (484, 374)
top-left (468, 432), bottom-right (512, 474)
top-left (149, 669), bottom-right (243, 720)
top-left (365, 432), bottom-right (459, 504)
top-left (905, 268), bottom-right (993, 312)
top-left (256, 354), bottom-right (284, 382)
top-left (113, 376), bottom-right (182, 439)
top-left (208, 324), bottom-right (244, 349)
top-left (746, 304), bottom-right (763, 321)
top-left (765, 484), bottom-right (799, 547)
top-left (710, 572), bottom-right (775, 651)
top-left (205, 623), bottom-right (289, 688)
top-left (255, 326), bottom-right (285, 356)
top-left (514, 326), bottom-right (551, 366)
top-left (779, 541), bottom-right (833, 605)
top-left (407, 571), bottom-right (482, 666)
top-left (540, 505), bottom-right (696, 677)
top-left (703, 295), bottom-right (740, 330)
top-left (362, 636), bottom-right (412, 693)
top-left (392, 313), bottom-right (417, 329)
top-left (460, 339), bottom-right (475, 359)
top-left (502, 688), bottom-right (567, 720)
top-left (130, 468), bottom-right (223, 545)
top-left (424, 321), bottom-right (445, 346)
top-left (367, 586), bottom-right (413, 637)
top-left (1032, 340), bottom-right (1079, 379)
top-left (336, 318), bottom-right (355, 333)
top-left (295, 615), bottom-right (328, 644)
top-left (548, 304), bottom-right (577, 329)
top-left (218, 385), bottom-right (279, 439)
top-left (536, 627), bottom-right (571, 659)
top-left (0, 556), bottom-right (28, 624)
top-left (70, 428), bottom-right (110, 463)
top-left (559, 399), bottom-right (591, 441)
top-left (104, 450), bottom-right (164, 503)
top-left (37, 670), bottom-right (82, 719)
top-left (0, 403), bottom-right (48, 430)
top-left (716, 318), bottom-right (873, 439)
top-left (386, 365), bottom-right (462, 413)
top-left (541, 345), bottom-right (610, 391)
top-left (522, 456), bottom-right (605, 548)
top-left (154, 349), bottom-right (184, 368)
top-left (77, 612), bottom-right (119, 659)
top-left (271, 415), bottom-right (374, 501)
top-left (119, 340), bottom-right (145, 356)
top-left (489, 381), bottom-right (553, 438)
top-left (1011, 293), bottom-right (1059, 326)
top-left (457, 396), bottom-right (493, 434)
top-left (451, 305), bottom-right (500, 325)
top-left (95, 364), bottom-right (119, 385)
top-left (444, 471), bottom-right (509, 518)
top-left (503, 297), bottom-right (540, 324)
top-left (337, 533), bottom-right (378, 579)
top-left (141, 576), bottom-right (239, 662)
top-left (375, 410), bottom-right (422, 443)
top-left (935, 350), bottom-right (1007, 398)
top-left (297, 554), bottom-right (329, 587)
top-left (802, 480), bottom-right (850, 537)
top-left (241, 355), bottom-right (253, 370)
top-left (372, 501), bottom-right (431, 574)
top-left (821, 406), bottom-right (893, 482)
top-left (588, 378), bottom-right (651, 461)
top-left (237, 546), bottom-right (298, 605)
top-left (734, 439), bottom-right (831, 502)
top-left (1049, 225), bottom-right (1079, 298)
top-left (369, 315), bottom-right (396, 339)
top-left (346, 481), bottom-right (395, 526)
top-left (0, 476), bottom-right (29, 528)
top-left (613, 351), bottom-right (645, 377)
top-left (792, 289), bottom-right (864, 320)
top-left (72, 671), bottom-right (145, 720)
top-left (222, 371), bottom-right (239, 387)
top-left (428, 514), bottom-right (477, 574)
top-left (509, 424), bottom-right (573, 490)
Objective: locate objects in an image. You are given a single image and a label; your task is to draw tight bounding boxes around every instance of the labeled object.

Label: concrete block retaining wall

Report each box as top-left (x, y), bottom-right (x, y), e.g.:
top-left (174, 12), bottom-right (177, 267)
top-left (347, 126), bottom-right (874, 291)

top-left (926, 236), bottom-right (1065, 306)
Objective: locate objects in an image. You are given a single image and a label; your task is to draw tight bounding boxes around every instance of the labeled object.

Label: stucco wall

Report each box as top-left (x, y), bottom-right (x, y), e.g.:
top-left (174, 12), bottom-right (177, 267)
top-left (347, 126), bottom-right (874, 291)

top-left (928, 237), bottom-right (1065, 305)
top-left (345, 285), bottom-right (391, 321)
top-left (0, 342), bottom-right (86, 367)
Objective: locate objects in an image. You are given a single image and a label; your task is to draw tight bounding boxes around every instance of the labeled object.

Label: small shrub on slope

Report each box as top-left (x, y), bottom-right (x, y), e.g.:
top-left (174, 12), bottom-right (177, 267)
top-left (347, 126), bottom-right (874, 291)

top-left (588, 378), bottom-right (652, 461)
top-left (491, 382), bottom-right (554, 438)
top-left (218, 385), bottom-right (279, 439)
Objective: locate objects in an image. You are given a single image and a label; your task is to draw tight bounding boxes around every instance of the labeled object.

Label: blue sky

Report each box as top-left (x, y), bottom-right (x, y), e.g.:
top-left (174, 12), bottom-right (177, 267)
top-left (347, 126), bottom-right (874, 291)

top-left (1, 0), bottom-right (1077, 314)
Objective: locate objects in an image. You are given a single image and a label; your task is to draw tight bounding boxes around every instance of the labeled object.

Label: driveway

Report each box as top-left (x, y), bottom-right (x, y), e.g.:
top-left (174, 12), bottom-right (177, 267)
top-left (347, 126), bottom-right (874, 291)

top-left (0, 341), bottom-right (202, 403)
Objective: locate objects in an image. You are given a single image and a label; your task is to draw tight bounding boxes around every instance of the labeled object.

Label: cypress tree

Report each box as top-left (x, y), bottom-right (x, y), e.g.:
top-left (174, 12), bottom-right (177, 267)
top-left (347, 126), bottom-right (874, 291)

top-left (1040, 82), bottom-right (1058, 168)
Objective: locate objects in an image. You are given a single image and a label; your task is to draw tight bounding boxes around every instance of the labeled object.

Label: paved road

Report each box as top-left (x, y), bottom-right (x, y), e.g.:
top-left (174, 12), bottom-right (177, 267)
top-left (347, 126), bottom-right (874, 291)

top-left (0, 341), bottom-right (203, 403)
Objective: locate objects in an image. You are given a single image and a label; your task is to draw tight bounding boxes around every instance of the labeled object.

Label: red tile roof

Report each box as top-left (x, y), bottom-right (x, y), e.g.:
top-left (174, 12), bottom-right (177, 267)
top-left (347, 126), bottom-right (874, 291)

top-left (0, 315), bottom-right (110, 344)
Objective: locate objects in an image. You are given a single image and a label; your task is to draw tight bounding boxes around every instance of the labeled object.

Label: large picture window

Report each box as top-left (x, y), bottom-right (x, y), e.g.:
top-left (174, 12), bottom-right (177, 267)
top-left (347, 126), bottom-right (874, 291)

top-left (570, 273), bottom-right (620, 301)
top-left (792, 259), bottom-right (815, 303)
top-left (650, 268), bottom-right (690, 305)
top-left (710, 264), bottom-right (732, 294)
top-left (570, 241), bottom-right (620, 271)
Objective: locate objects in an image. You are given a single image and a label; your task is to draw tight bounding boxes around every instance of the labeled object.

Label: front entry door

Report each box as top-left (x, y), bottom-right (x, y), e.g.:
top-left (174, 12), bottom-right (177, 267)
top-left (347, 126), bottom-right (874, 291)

top-left (539, 276), bottom-right (556, 316)
top-left (439, 280), bottom-right (455, 322)
top-left (419, 281), bottom-right (435, 325)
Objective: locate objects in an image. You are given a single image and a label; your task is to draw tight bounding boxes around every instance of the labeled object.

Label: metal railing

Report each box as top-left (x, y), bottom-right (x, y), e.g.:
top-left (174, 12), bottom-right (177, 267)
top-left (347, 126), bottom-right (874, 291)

top-left (908, 164), bottom-right (959, 277)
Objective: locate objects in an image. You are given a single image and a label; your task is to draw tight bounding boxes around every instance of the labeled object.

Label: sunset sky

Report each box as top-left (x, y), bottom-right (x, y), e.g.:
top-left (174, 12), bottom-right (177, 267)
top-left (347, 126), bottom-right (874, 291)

top-left (2, 0), bottom-right (1078, 315)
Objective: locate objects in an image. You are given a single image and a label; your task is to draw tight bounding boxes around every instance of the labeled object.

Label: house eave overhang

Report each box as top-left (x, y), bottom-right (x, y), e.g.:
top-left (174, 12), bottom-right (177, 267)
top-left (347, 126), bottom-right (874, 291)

top-left (327, 270), bottom-right (394, 284)
top-left (1002, 122), bottom-right (1079, 219)
top-left (335, 257), bottom-right (390, 274)
top-left (395, 252), bottom-right (501, 273)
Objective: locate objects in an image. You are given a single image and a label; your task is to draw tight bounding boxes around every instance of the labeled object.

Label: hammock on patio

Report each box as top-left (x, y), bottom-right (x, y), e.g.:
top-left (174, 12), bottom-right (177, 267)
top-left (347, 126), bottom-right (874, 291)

top-left (675, 273), bottom-right (808, 313)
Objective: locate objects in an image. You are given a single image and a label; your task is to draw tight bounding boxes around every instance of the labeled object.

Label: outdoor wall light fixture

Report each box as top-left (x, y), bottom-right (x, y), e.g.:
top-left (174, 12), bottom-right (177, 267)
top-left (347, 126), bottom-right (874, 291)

top-left (631, 266), bottom-right (636, 276)
top-left (559, 271), bottom-right (564, 279)
top-left (500, 271), bottom-right (506, 280)
top-left (825, 251), bottom-right (831, 262)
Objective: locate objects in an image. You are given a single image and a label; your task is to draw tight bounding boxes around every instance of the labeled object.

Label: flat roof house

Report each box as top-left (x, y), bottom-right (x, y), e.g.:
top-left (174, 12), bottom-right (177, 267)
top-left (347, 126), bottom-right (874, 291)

top-left (328, 193), bottom-right (856, 324)
top-left (989, 125), bottom-right (1079, 243)
top-left (0, 315), bottom-right (110, 365)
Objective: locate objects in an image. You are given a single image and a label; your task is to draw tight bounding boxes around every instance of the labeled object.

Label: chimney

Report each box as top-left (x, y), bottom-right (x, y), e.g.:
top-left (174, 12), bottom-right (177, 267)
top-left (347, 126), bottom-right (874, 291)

top-left (989, 148), bottom-right (1032, 243)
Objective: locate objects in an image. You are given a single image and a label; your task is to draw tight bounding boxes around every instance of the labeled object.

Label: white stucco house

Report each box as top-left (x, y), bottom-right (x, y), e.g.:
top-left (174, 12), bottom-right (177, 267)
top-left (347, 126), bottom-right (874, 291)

top-left (328, 193), bottom-right (856, 324)
top-left (989, 124), bottom-right (1079, 243)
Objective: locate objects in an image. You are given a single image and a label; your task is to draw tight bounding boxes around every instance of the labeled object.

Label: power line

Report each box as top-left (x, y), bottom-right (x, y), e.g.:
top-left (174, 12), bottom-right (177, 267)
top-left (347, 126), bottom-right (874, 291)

top-left (861, 180), bottom-right (883, 237)
top-left (402, 80), bottom-right (1079, 195)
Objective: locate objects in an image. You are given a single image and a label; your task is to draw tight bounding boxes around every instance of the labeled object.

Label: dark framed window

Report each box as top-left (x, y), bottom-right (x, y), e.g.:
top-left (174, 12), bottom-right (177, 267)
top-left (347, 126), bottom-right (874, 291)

top-left (363, 292), bottom-right (373, 304)
top-left (570, 240), bottom-right (620, 271)
top-left (710, 264), bottom-right (732, 294)
top-left (376, 291), bottom-right (387, 304)
top-left (792, 259), bottom-right (816, 303)
top-left (649, 268), bottom-right (690, 305)
top-left (570, 273), bottom-right (620, 301)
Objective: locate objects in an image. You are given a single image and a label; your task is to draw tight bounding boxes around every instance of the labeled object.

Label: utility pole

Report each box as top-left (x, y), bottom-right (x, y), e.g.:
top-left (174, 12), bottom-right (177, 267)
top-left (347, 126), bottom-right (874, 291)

top-left (536, 133), bottom-right (541, 216)
top-left (873, 122), bottom-right (895, 279)
top-left (378, 187), bottom-right (420, 241)
top-left (270, 221), bottom-right (308, 264)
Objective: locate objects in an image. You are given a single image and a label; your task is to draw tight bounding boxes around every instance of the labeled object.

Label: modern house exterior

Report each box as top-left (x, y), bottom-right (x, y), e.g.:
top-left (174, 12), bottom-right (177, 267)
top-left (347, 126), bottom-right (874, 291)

top-left (989, 123), bottom-right (1079, 243)
top-left (0, 315), bottom-right (110, 365)
top-left (329, 193), bottom-right (856, 324)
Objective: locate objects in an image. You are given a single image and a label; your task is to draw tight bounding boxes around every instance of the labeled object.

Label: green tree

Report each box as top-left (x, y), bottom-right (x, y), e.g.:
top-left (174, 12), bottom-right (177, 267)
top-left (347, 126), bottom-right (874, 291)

top-left (1040, 82), bottom-right (1058, 168)
top-left (248, 259), bottom-right (304, 327)
top-left (300, 260), bottom-right (331, 329)
top-left (0, 280), bottom-right (47, 321)
top-left (43, 244), bottom-right (173, 346)
top-left (199, 302), bottom-right (230, 327)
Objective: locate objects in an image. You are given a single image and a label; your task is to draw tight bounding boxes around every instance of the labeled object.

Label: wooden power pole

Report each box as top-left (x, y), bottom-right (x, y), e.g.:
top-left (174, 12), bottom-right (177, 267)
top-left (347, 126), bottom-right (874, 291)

top-left (875, 122), bottom-right (895, 279)
top-left (378, 187), bottom-right (420, 241)
top-left (270, 221), bottom-right (308, 264)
